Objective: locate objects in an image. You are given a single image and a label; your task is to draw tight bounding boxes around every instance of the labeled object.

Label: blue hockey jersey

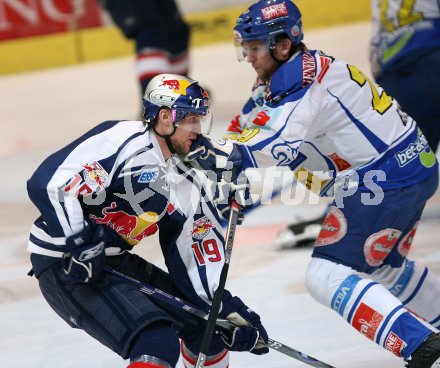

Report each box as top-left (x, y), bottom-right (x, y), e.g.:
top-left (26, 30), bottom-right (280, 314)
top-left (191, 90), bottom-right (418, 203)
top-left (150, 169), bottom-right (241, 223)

top-left (225, 49), bottom-right (437, 196)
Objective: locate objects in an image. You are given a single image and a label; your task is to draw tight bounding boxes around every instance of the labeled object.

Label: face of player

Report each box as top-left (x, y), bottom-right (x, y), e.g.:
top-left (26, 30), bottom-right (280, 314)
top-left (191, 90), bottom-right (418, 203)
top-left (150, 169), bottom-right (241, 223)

top-left (170, 113), bottom-right (203, 154)
top-left (242, 40), bottom-right (280, 82)
top-left (241, 39), bottom-right (292, 82)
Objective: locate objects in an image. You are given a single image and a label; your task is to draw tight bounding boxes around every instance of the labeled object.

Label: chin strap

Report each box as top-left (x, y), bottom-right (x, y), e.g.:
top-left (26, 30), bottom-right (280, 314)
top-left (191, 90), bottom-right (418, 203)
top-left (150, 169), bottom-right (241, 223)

top-left (152, 125), bottom-right (177, 154)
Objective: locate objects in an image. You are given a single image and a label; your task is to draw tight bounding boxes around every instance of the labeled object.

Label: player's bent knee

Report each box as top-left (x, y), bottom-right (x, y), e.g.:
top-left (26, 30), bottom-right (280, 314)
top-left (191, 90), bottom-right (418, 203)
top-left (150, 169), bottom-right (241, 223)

top-left (129, 322), bottom-right (179, 367)
top-left (180, 341), bottom-right (229, 368)
top-left (305, 257), bottom-right (356, 307)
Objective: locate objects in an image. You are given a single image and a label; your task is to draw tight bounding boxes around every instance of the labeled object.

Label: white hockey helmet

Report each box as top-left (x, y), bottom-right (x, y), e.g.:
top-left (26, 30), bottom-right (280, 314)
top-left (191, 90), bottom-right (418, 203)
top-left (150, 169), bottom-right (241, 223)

top-left (142, 74), bottom-right (212, 134)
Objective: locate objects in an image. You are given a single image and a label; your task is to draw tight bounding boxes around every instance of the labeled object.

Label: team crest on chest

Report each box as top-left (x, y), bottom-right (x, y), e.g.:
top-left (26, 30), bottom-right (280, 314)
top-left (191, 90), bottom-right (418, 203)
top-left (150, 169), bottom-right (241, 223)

top-left (83, 161), bottom-right (108, 187)
top-left (192, 216), bottom-right (214, 240)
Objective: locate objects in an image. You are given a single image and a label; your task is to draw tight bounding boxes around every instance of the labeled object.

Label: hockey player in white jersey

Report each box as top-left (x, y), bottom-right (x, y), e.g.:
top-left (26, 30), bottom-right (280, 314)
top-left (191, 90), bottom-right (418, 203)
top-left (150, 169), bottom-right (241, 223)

top-left (370, 0), bottom-right (440, 153)
top-left (26, 74), bottom-right (269, 368)
top-left (188, 1), bottom-right (440, 366)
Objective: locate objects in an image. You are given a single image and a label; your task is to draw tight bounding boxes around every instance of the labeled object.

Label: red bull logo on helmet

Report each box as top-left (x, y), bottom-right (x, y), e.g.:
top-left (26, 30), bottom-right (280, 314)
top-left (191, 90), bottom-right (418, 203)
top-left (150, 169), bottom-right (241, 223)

top-left (160, 76), bottom-right (191, 96)
top-left (191, 216), bottom-right (214, 240)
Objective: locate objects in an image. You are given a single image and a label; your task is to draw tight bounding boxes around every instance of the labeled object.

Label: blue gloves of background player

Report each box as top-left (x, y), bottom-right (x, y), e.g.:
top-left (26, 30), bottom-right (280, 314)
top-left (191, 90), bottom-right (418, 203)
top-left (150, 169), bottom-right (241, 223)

top-left (218, 290), bottom-right (269, 355)
top-left (62, 225), bottom-right (106, 283)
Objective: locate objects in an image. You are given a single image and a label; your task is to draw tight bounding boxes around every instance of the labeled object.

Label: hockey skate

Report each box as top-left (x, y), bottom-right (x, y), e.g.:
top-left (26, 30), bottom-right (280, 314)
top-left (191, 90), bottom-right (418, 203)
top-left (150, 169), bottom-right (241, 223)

top-left (275, 213), bottom-right (326, 249)
top-left (405, 333), bottom-right (440, 368)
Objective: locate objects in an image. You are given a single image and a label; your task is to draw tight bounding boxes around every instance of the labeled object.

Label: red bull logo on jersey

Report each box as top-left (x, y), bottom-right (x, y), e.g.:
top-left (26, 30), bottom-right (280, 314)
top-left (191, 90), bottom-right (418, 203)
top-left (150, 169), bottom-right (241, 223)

top-left (364, 229), bottom-right (402, 267)
top-left (83, 161), bottom-right (108, 188)
top-left (89, 202), bottom-right (159, 245)
top-left (160, 76), bottom-right (191, 96)
top-left (191, 216), bottom-right (214, 240)
top-left (261, 2), bottom-right (288, 20)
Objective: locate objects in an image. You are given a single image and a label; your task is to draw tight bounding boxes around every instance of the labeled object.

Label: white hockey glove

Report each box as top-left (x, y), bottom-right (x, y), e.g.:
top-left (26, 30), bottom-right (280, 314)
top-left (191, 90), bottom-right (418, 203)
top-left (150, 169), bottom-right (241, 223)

top-left (186, 135), bottom-right (244, 181)
top-left (217, 290), bottom-right (269, 355)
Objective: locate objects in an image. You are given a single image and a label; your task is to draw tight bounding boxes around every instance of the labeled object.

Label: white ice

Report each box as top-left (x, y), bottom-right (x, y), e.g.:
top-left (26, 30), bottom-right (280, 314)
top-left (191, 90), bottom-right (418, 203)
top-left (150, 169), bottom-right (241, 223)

top-left (1, 22), bottom-right (440, 368)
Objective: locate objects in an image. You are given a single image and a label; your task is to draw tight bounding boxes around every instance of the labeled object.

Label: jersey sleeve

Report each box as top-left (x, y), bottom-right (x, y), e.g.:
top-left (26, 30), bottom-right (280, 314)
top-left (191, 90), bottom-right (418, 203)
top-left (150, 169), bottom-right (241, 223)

top-left (27, 121), bottom-right (125, 238)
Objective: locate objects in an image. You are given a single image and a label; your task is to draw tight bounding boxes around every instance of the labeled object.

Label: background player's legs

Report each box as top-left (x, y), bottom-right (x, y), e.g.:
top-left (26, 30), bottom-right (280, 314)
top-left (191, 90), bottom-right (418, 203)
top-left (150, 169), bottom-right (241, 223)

top-left (156, 0), bottom-right (190, 75)
top-left (100, 0), bottom-right (190, 99)
top-left (135, 0), bottom-right (190, 95)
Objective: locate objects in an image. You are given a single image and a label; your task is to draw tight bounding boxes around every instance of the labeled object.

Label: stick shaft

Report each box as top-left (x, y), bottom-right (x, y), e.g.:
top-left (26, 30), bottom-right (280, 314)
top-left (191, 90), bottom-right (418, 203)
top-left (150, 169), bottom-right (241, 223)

top-left (195, 200), bottom-right (240, 368)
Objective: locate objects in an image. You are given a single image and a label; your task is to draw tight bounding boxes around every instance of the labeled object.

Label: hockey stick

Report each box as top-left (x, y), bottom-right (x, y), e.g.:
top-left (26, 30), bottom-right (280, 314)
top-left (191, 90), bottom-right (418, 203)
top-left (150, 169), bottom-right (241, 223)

top-left (195, 199), bottom-right (241, 368)
top-left (103, 266), bottom-right (335, 368)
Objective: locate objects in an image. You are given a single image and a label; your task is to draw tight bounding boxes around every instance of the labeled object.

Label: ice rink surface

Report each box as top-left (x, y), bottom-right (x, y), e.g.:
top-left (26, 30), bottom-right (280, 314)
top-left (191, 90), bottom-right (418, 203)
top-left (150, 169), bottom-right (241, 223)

top-left (1, 22), bottom-right (440, 367)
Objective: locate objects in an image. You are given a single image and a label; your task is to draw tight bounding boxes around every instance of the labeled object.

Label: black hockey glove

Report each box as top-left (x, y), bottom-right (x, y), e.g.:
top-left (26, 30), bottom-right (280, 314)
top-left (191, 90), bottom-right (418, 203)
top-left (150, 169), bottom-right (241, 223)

top-left (215, 173), bottom-right (252, 225)
top-left (186, 135), bottom-right (244, 181)
top-left (62, 225), bottom-right (106, 283)
top-left (217, 290), bottom-right (269, 355)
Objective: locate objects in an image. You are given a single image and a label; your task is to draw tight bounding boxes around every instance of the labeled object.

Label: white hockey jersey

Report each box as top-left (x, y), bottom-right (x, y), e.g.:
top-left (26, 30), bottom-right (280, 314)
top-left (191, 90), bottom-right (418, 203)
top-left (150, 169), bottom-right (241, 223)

top-left (27, 120), bottom-right (225, 308)
top-left (225, 49), bottom-right (437, 196)
top-left (370, 0), bottom-right (440, 77)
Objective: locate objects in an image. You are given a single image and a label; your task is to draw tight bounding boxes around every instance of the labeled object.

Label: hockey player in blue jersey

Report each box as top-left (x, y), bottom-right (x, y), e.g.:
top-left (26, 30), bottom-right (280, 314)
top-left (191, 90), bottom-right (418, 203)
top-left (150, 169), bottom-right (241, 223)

top-left (188, 1), bottom-right (440, 366)
top-left (370, 0), bottom-right (440, 153)
top-left (26, 74), bottom-right (268, 368)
